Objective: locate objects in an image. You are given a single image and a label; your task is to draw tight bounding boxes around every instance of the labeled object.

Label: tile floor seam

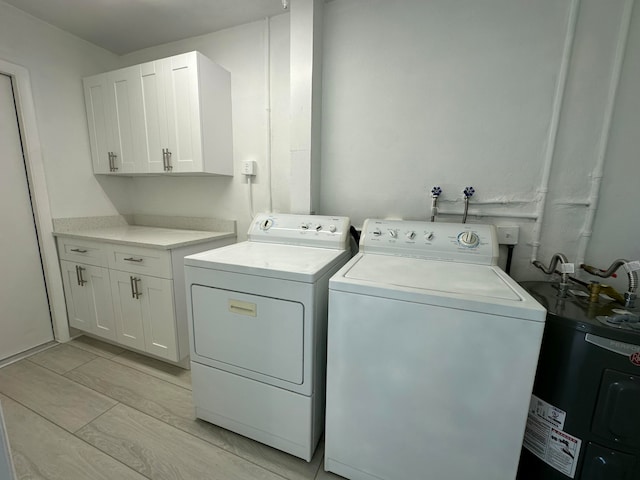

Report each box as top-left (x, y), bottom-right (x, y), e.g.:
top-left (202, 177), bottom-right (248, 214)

top-left (1, 393), bottom-right (146, 479)
top-left (77, 402), bottom-right (294, 480)
top-left (69, 402), bottom-right (155, 480)
top-left (72, 401), bottom-right (121, 434)
top-left (0, 380), bottom-right (116, 436)
top-left (64, 360), bottom-right (319, 480)
top-left (24, 354), bottom-right (94, 376)
top-left (82, 355), bottom-right (194, 393)
top-left (19, 342), bottom-right (322, 480)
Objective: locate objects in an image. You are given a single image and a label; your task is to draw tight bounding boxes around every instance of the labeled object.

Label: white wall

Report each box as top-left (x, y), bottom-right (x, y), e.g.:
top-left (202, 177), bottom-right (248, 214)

top-left (586, 1), bottom-right (640, 293)
top-left (119, 15), bottom-right (290, 240)
top-left (0, 1), bottom-right (127, 219)
top-left (320, 0), bottom-right (640, 283)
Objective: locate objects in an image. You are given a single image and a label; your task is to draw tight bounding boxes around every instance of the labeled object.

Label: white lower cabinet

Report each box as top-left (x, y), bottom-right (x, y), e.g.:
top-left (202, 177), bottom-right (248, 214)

top-left (57, 234), bottom-right (235, 365)
top-left (110, 271), bottom-right (176, 361)
top-left (60, 260), bottom-right (116, 341)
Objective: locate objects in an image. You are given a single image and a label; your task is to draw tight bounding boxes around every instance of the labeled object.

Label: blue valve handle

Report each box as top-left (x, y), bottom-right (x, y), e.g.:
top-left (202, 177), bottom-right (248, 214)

top-left (431, 186), bottom-right (442, 197)
top-left (463, 186), bottom-right (475, 198)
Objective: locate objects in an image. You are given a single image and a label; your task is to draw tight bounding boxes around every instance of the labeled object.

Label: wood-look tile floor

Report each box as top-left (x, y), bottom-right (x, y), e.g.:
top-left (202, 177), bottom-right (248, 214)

top-left (0, 336), bottom-right (344, 480)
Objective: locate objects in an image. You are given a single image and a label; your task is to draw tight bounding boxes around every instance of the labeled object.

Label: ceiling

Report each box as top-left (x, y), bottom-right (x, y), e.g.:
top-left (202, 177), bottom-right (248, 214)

top-left (3, 0), bottom-right (288, 55)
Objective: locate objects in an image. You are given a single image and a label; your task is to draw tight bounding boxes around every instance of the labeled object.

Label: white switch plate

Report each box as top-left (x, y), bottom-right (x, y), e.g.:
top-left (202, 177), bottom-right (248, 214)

top-left (242, 160), bottom-right (256, 176)
top-left (497, 225), bottom-right (519, 245)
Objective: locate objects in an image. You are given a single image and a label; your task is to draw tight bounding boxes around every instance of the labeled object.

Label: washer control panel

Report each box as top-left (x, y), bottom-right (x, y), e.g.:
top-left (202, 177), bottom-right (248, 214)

top-left (360, 219), bottom-right (498, 265)
top-left (249, 213), bottom-right (350, 250)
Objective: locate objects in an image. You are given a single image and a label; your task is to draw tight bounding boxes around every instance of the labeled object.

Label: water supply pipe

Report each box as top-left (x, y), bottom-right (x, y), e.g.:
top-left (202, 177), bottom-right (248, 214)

top-left (461, 186), bottom-right (474, 224)
top-left (430, 186), bottom-right (442, 222)
top-left (532, 253), bottom-right (572, 297)
top-left (581, 259), bottom-right (638, 308)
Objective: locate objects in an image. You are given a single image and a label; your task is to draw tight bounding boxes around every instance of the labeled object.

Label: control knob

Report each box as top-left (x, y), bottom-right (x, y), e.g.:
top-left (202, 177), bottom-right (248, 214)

top-left (315, 224), bottom-right (323, 232)
top-left (300, 223), bottom-right (309, 230)
top-left (372, 228), bottom-right (382, 237)
top-left (458, 231), bottom-right (480, 248)
top-left (406, 231), bottom-right (416, 240)
top-left (425, 232), bottom-right (434, 241)
top-left (388, 229), bottom-right (397, 238)
top-left (260, 219), bottom-right (274, 231)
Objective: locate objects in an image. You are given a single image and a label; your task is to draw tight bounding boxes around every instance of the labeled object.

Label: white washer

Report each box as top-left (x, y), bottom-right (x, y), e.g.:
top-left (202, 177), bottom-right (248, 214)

top-left (325, 219), bottom-right (546, 480)
top-left (185, 213), bottom-right (351, 461)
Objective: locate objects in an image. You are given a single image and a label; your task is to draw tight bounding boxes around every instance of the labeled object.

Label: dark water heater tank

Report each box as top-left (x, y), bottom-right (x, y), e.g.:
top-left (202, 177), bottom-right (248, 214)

top-left (516, 281), bottom-right (640, 480)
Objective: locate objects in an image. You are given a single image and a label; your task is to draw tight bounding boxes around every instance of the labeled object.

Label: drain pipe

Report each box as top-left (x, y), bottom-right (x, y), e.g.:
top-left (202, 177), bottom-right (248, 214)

top-left (574, 0), bottom-right (634, 268)
top-left (530, 0), bottom-right (580, 264)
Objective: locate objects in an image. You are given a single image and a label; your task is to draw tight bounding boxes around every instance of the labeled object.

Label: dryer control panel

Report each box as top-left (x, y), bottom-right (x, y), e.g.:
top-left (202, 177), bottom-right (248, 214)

top-left (248, 213), bottom-right (350, 250)
top-left (360, 219), bottom-right (498, 265)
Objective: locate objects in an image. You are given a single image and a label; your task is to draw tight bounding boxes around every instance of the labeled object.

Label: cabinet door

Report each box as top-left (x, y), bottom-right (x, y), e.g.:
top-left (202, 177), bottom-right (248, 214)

top-left (163, 52), bottom-right (203, 173)
top-left (60, 261), bottom-right (116, 341)
top-left (106, 65), bottom-right (148, 174)
top-left (139, 276), bottom-right (177, 361)
top-left (110, 270), bottom-right (146, 351)
top-left (140, 61), bottom-right (169, 173)
top-left (82, 74), bottom-right (114, 174)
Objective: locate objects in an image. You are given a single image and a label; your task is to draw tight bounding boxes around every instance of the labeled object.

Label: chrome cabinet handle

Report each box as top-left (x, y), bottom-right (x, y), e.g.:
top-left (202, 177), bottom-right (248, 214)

top-left (108, 152), bottom-right (118, 172)
top-left (70, 248), bottom-right (88, 253)
top-left (129, 276), bottom-right (142, 299)
top-left (76, 265), bottom-right (87, 286)
top-left (129, 276), bottom-right (136, 298)
top-left (162, 148), bottom-right (173, 171)
top-left (123, 257), bottom-right (143, 263)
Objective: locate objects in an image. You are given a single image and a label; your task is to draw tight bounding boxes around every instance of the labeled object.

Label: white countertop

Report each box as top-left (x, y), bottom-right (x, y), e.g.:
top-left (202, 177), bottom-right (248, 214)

top-left (54, 225), bottom-right (236, 250)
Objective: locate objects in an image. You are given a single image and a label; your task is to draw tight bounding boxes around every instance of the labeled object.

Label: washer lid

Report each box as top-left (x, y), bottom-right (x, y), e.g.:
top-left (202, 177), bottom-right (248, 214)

top-left (185, 241), bottom-right (350, 282)
top-left (332, 254), bottom-right (546, 321)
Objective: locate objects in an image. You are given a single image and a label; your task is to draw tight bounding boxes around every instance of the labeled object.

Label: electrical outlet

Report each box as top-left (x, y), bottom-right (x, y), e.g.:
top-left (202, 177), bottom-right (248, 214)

top-left (242, 160), bottom-right (256, 176)
top-left (497, 225), bottom-right (519, 245)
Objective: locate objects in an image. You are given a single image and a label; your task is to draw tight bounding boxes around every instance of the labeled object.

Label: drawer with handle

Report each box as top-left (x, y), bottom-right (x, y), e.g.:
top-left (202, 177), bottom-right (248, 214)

top-left (108, 244), bottom-right (172, 278)
top-left (57, 238), bottom-right (107, 267)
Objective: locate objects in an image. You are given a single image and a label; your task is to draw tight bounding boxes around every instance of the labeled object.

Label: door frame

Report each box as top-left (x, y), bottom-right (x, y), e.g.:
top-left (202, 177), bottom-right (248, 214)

top-left (0, 58), bottom-right (69, 342)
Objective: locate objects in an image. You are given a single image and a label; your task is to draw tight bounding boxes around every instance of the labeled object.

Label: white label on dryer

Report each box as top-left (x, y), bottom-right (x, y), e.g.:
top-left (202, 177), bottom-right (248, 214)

top-left (522, 395), bottom-right (581, 479)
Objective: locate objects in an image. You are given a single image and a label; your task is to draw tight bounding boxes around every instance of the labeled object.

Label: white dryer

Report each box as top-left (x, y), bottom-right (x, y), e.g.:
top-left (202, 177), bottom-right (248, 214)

top-left (185, 213), bottom-right (351, 461)
top-left (324, 219), bottom-right (546, 480)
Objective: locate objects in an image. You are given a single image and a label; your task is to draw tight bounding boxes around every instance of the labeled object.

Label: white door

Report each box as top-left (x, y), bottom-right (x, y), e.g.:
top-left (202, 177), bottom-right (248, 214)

top-left (110, 270), bottom-right (146, 351)
top-left (140, 60), bottom-right (169, 173)
top-left (0, 73), bottom-right (53, 360)
top-left (82, 73), bottom-right (113, 174)
top-left (138, 275), bottom-right (177, 361)
top-left (106, 65), bottom-right (147, 174)
top-left (60, 261), bottom-right (116, 341)
top-left (164, 53), bottom-right (202, 172)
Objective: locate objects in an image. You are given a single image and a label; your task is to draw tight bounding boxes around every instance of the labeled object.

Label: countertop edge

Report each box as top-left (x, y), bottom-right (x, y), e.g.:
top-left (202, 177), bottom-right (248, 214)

top-left (53, 230), bottom-right (236, 250)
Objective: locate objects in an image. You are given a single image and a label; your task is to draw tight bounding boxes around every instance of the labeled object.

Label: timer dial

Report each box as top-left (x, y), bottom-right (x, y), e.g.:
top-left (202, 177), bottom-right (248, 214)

top-left (458, 231), bottom-right (480, 248)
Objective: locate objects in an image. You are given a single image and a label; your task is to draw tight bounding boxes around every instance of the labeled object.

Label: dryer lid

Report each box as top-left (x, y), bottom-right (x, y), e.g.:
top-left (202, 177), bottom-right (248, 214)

top-left (185, 241), bottom-right (350, 282)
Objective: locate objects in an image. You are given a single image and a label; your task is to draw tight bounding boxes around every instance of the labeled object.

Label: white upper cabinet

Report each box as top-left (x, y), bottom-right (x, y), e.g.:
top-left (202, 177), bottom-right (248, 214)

top-left (83, 51), bottom-right (233, 176)
top-left (83, 74), bottom-right (113, 174)
top-left (106, 65), bottom-right (148, 174)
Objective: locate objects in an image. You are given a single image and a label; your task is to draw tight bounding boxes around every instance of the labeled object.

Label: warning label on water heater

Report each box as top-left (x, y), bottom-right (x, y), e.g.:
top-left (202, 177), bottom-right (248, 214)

top-left (522, 395), bottom-right (581, 478)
